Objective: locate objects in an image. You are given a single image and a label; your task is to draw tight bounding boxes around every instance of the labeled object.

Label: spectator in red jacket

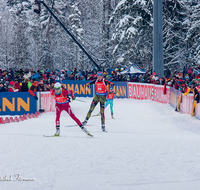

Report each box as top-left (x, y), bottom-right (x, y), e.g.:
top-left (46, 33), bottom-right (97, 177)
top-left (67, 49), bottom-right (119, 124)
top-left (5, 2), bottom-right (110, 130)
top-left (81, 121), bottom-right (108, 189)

top-left (14, 78), bottom-right (21, 92)
top-left (195, 70), bottom-right (200, 79)
top-left (28, 81), bottom-right (40, 100)
top-left (187, 67), bottom-right (193, 78)
top-left (8, 81), bottom-right (15, 92)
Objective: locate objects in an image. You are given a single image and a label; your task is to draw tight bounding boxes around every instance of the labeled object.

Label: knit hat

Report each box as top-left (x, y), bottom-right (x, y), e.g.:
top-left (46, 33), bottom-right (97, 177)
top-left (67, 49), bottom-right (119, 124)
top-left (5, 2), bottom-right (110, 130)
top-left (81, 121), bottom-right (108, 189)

top-left (34, 81), bottom-right (39, 85)
top-left (54, 82), bottom-right (61, 89)
top-left (39, 80), bottom-right (43, 85)
top-left (10, 81), bottom-right (14, 86)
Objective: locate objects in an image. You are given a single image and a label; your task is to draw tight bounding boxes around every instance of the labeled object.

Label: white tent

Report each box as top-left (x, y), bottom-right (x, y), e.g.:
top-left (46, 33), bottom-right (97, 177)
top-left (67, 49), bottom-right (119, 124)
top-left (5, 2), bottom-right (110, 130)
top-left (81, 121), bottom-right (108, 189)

top-left (121, 63), bottom-right (146, 74)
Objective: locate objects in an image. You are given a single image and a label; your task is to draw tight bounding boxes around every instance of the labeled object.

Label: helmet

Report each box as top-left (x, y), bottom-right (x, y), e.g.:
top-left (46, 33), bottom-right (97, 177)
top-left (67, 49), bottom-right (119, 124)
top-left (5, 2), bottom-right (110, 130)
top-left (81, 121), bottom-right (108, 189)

top-left (54, 82), bottom-right (61, 89)
top-left (97, 71), bottom-right (103, 76)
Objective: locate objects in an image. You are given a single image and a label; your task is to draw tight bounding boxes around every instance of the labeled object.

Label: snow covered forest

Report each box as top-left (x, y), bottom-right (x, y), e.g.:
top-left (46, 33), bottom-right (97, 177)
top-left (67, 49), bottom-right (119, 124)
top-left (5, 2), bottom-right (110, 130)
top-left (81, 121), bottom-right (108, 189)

top-left (0, 0), bottom-right (200, 71)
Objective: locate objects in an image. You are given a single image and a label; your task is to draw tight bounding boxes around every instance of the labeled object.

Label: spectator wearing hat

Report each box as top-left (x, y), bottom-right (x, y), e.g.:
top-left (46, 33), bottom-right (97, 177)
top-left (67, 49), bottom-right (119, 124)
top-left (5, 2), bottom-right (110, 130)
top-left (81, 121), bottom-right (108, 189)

top-left (8, 68), bottom-right (14, 80)
top-left (171, 76), bottom-right (179, 89)
top-left (160, 77), bottom-right (165, 85)
top-left (39, 80), bottom-right (44, 91)
top-left (181, 83), bottom-right (191, 96)
top-left (0, 81), bottom-right (7, 92)
top-left (21, 79), bottom-right (29, 92)
top-left (187, 67), bottom-right (193, 79)
top-left (28, 81), bottom-right (41, 100)
top-left (41, 71), bottom-right (47, 80)
top-left (14, 78), bottom-right (21, 92)
top-left (8, 81), bottom-right (15, 92)
top-left (28, 78), bottom-right (34, 89)
top-left (23, 71), bottom-right (31, 80)
top-left (32, 71), bottom-right (39, 81)
top-left (43, 83), bottom-right (50, 91)
top-left (4, 81), bottom-right (9, 90)
top-left (154, 75), bottom-right (160, 85)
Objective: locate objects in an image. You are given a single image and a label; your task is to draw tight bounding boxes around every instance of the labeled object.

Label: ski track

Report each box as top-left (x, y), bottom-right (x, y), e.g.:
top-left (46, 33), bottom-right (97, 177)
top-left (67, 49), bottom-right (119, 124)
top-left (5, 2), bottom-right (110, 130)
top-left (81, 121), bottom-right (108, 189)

top-left (1, 98), bottom-right (200, 190)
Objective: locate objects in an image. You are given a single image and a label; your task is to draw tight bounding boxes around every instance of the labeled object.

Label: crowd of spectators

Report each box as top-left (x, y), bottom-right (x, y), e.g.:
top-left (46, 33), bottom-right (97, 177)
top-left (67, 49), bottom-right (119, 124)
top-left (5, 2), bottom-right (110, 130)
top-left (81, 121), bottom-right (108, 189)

top-left (0, 65), bottom-right (200, 93)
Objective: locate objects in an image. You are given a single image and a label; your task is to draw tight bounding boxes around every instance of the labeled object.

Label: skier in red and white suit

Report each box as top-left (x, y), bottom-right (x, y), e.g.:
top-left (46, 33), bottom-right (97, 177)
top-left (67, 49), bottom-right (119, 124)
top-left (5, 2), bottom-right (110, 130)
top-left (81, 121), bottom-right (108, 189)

top-left (50, 82), bottom-right (92, 137)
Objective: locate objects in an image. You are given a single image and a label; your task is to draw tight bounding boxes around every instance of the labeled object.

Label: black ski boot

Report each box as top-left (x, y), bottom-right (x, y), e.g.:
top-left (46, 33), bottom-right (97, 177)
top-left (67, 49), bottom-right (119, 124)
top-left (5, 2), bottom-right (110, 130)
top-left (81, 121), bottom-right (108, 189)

top-left (82, 118), bottom-right (88, 126)
top-left (101, 124), bottom-right (107, 132)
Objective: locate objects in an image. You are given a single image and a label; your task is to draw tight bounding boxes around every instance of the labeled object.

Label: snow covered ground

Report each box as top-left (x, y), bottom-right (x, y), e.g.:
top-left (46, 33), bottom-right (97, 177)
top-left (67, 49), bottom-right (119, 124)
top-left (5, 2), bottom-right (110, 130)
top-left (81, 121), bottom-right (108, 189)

top-left (1, 98), bottom-right (200, 190)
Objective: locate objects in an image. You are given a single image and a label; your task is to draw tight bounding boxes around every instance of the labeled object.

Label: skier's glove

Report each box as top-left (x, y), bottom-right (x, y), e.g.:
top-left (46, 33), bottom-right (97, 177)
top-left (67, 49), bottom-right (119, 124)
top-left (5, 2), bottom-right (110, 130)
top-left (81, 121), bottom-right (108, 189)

top-left (34, 95), bottom-right (38, 100)
top-left (72, 96), bottom-right (76, 100)
top-left (61, 84), bottom-right (66, 89)
top-left (86, 83), bottom-right (91, 89)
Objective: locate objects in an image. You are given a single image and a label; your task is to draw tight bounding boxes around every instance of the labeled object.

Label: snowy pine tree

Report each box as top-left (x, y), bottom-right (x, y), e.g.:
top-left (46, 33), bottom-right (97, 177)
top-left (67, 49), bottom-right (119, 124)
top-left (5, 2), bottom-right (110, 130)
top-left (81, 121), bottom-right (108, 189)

top-left (163, 0), bottom-right (189, 70)
top-left (0, 0), bottom-right (195, 71)
top-left (186, 1), bottom-right (200, 66)
top-left (7, 0), bottom-right (33, 68)
top-left (110, 0), bottom-right (153, 68)
top-left (69, 2), bottom-right (85, 69)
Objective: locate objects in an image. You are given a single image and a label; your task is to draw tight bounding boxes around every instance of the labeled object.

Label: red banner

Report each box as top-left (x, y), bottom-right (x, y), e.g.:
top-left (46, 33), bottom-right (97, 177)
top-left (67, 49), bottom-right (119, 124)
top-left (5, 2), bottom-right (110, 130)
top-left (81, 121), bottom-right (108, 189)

top-left (154, 85), bottom-right (170, 104)
top-left (128, 83), bottom-right (154, 100)
top-left (41, 92), bottom-right (55, 112)
top-left (128, 83), bottom-right (169, 103)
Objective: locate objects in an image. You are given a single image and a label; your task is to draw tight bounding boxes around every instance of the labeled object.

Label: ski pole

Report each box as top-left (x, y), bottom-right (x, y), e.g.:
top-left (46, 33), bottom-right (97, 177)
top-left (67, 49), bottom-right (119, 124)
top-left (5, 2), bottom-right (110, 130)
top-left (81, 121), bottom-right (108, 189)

top-left (75, 99), bottom-right (87, 103)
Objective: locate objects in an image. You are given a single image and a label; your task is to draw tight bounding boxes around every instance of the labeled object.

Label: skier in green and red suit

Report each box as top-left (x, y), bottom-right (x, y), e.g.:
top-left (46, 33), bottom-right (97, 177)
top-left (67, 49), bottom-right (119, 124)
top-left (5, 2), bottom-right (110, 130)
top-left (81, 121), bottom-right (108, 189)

top-left (82, 71), bottom-right (114, 132)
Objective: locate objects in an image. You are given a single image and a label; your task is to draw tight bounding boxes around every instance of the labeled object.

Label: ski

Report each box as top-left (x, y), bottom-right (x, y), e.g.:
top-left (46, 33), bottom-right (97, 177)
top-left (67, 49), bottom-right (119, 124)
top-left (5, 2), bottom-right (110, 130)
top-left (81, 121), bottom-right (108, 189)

top-left (43, 133), bottom-right (93, 137)
top-left (43, 135), bottom-right (62, 137)
top-left (81, 127), bottom-right (93, 137)
top-left (91, 113), bottom-right (100, 117)
top-left (74, 99), bottom-right (87, 103)
top-left (65, 124), bottom-right (94, 127)
top-left (86, 132), bottom-right (93, 137)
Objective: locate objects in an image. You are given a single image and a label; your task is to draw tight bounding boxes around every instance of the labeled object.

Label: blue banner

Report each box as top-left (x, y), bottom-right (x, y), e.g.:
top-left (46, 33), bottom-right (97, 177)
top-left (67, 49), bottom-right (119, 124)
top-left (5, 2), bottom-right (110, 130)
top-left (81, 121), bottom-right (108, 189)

top-left (0, 92), bottom-right (37, 115)
top-left (113, 82), bottom-right (128, 98)
top-left (60, 80), bottom-right (94, 97)
top-left (59, 80), bottom-right (127, 98)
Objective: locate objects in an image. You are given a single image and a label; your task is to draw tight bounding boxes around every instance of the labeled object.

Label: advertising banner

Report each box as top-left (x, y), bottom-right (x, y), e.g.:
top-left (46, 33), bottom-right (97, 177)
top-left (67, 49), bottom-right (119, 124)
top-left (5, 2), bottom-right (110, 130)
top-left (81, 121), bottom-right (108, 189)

top-left (0, 92), bottom-right (37, 115)
top-left (169, 87), bottom-right (179, 108)
top-left (180, 94), bottom-right (194, 114)
top-left (40, 92), bottom-right (55, 112)
top-left (195, 103), bottom-right (200, 120)
top-left (128, 83), bottom-right (154, 100)
top-left (154, 85), bottom-right (170, 104)
top-left (112, 82), bottom-right (128, 98)
top-left (58, 80), bottom-right (93, 97)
